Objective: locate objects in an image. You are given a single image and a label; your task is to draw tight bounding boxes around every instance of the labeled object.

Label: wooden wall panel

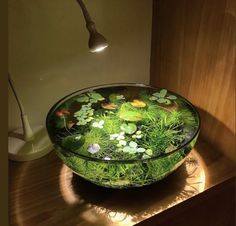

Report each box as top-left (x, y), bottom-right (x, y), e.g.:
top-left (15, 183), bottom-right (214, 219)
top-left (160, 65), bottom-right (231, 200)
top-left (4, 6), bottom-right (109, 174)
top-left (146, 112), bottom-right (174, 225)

top-left (150, 0), bottom-right (236, 161)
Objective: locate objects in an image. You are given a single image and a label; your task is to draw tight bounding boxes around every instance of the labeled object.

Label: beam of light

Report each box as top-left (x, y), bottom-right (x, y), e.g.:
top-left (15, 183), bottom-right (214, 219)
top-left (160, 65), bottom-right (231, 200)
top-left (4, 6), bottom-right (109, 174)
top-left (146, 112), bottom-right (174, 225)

top-left (91, 44), bottom-right (108, 53)
top-left (59, 149), bottom-right (206, 226)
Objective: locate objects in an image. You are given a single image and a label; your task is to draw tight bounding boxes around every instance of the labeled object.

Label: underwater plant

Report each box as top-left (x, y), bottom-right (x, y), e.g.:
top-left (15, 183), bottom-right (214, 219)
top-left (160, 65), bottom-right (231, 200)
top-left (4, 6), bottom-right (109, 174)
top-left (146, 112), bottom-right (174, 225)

top-left (149, 89), bottom-right (177, 105)
top-left (47, 85), bottom-right (199, 188)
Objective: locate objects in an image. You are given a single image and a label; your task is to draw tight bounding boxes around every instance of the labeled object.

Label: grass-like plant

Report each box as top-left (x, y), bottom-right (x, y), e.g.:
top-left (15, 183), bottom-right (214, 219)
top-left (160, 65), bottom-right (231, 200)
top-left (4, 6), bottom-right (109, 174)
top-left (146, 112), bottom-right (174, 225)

top-left (51, 86), bottom-right (199, 188)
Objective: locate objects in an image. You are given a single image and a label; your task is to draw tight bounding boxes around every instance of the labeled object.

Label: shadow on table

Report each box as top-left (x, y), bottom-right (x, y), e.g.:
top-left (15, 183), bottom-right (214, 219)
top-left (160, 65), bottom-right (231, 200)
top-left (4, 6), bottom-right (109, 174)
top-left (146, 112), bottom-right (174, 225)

top-left (70, 155), bottom-right (202, 223)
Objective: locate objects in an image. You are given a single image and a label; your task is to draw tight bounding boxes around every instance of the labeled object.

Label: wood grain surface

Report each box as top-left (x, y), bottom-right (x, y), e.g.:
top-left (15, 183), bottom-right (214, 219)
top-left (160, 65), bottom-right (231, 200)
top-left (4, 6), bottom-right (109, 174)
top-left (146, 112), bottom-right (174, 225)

top-left (9, 139), bottom-right (235, 226)
top-left (150, 0), bottom-right (236, 161)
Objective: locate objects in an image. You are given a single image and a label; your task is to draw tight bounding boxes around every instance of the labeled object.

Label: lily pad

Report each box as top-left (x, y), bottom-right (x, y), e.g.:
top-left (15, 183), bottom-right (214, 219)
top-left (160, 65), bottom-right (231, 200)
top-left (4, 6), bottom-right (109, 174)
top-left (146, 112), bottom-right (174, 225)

top-left (101, 102), bottom-right (118, 110)
top-left (109, 93), bottom-right (125, 103)
top-left (76, 94), bottom-right (89, 103)
top-left (123, 146), bottom-right (136, 154)
top-left (159, 89), bottom-right (167, 97)
top-left (131, 99), bottom-right (146, 108)
top-left (120, 123), bottom-right (137, 134)
top-left (61, 134), bottom-right (85, 152)
top-left (119, 111), bottom-right (143, 121)
top-left (88, 92), bottom-right (104, 101)
top-left (129, 141), bottom-right (138, 148)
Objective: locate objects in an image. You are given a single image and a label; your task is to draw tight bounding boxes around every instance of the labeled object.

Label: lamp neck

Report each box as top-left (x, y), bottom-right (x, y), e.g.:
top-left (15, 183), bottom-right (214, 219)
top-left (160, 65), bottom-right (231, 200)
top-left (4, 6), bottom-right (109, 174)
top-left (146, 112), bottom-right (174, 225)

top-left (8, 73), bottom-right (25, 115)
top-left (76, 0), bottom-right (97, 33)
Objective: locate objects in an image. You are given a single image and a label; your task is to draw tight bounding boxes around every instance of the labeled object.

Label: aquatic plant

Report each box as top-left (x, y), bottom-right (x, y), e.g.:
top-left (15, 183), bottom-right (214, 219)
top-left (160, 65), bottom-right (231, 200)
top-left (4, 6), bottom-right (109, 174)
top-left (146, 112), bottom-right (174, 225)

top-left (61, 134), bottom-right (85, 152)
top-left (47, 85), bottom-right (199, 188)
top-left (120, 123), bottom-right (137, 134)
top-left (74, 103), bottom-right (94, 125)
top-left (77, 91), bottom-right (104, 103)
top-left (150, 89), bottom-right (177, 105)
top-left (92, 120), bottom-right (104, 128)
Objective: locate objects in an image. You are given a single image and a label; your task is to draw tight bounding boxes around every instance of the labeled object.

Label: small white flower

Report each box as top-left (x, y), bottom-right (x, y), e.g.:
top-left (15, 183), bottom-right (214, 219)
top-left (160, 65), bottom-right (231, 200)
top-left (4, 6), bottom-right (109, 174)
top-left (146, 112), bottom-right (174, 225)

top-left (136, 134), bottom-right (143, 139)
top-left (110, 134), bottom-right (119, 140)
top-left (103, 156), bottom-right (111, 160)
top-left (117, 135), bottom-right (125, 140)
top-left (88, 143), bottom-right (100, 154)
top-left (120, 131), bottom-right (125, 135)
top-left (119, 140), bottom-right (127, 146)
top-left (92, 120), bottom-right (104, 128)
top-left (75, 135), bottom-right (81, 140)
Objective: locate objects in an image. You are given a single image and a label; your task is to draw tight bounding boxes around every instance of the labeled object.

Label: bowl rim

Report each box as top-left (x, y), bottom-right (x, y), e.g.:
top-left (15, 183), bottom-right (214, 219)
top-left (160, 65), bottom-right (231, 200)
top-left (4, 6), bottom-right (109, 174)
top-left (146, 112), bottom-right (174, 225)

top-left (46, 83), bottom-right (201, 163)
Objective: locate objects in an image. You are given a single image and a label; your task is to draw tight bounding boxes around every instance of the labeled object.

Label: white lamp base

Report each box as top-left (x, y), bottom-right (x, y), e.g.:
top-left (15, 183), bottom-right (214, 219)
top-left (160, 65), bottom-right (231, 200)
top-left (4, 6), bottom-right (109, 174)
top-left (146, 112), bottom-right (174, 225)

top-left (8, 125), bottom-right (53, 161)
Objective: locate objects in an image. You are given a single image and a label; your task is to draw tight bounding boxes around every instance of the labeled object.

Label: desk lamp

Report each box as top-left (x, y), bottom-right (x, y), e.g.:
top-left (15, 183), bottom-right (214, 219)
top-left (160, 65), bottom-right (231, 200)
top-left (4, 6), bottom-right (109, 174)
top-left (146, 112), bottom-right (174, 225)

top-left (8, 0), bottom-right (108, 161)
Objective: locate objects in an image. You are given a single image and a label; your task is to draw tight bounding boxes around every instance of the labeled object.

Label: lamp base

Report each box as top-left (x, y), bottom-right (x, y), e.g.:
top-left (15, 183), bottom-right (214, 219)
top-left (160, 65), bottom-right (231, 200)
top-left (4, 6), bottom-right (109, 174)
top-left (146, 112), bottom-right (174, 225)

top-left (8, 125), bottom-right (53, 161)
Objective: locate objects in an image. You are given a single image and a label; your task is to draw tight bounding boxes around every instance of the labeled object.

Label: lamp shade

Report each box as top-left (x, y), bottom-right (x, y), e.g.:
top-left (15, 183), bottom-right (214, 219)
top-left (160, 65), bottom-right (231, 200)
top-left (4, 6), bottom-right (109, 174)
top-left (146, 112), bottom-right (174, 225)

top-left (88, 31), bottom-right (108, 53)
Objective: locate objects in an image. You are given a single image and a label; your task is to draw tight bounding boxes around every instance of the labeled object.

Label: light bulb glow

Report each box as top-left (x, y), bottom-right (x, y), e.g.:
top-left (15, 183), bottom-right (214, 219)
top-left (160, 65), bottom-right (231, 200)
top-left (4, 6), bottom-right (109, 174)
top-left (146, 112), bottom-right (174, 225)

top-left (91, 44), bottom-right (108, 53)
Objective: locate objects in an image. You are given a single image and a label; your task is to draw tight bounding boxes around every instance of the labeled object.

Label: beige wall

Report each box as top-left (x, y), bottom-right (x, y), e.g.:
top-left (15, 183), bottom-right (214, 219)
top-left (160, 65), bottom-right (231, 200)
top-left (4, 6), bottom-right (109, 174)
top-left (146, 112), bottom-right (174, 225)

top-left (8, 0), bottom-right (152, 131)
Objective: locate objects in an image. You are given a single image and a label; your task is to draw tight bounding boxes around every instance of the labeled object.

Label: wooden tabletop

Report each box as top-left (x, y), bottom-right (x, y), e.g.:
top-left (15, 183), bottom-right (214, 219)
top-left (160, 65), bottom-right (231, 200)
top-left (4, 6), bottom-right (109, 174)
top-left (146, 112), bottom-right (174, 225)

top-left (9, 139), bottom-right (235, 226)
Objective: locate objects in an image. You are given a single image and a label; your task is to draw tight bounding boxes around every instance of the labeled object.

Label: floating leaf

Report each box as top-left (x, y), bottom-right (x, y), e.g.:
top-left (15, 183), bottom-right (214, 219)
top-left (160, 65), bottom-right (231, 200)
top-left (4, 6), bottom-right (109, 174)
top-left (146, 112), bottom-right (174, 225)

top-left (167, 95), bottom-right (177, 100)
top-left (116, 95), bottom-right (125, 100)
top-left (88, 92), bottom-right (104, 101)
top-left (131, 99), bottom-right (146, 108)
top-left (145, 149), bottom-right (153, 155)
top-left (157, 98), bottom-right (167, 103)
top-left (101, 102), bottom-right (118, 110)
top-left (152, 92), bottom-right (160, 97)
top-left (119, 111), bottom-right (142, 121)
top-left (165, 99), bottom-right (171, 105)
top-left (159, 89), bottom-right (167, 97)
top-left (142, 154), bottom-right (151, 159)
top-left (149, 96), bottom-right (157, 101)
top-left (137, 148), bottom-right (145, 153)
top-left (123, 146), bottom-right (136, 154)
top-left (120, 123), bottom-right (137, 134)
top-left (76, 94), bottom-right (89, 103)
top-left (109, 93), bottom-right (125, 103)
top-left (129, 141), bottom-right (138, 148)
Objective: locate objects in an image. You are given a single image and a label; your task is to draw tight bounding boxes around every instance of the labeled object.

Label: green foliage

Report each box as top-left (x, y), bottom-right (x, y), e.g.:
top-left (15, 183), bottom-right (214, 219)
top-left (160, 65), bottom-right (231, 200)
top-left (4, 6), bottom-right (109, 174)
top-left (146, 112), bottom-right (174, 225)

top-left (120, 123), bottom-right (137, 134)
top-left (118, 102), bottom-right (143, 121)
top-left (74, 104), bottom-right (94, 125)
top-left (52, 87), bottom-right (199, 188)
top-left (61, 134), bottom-right (85, 152)
top-left (109, 93), bottom-right (125, 104)
top-left (76, 91), bottom-right (104, 103)
top-left (150, 89), bottom-right (177, 105)
top-left (56, 148), bottom-right (186, 188)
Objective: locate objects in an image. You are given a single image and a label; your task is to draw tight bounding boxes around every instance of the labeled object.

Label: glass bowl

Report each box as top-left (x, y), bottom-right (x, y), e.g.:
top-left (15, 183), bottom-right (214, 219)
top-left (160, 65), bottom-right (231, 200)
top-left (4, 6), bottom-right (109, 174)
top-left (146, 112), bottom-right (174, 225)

top-left (46, 84), bottom-right (200, 188)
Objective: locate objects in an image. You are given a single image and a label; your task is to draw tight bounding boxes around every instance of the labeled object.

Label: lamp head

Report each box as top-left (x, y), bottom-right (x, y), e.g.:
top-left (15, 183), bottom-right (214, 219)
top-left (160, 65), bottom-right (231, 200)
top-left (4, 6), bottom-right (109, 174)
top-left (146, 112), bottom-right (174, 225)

top-left (88, 31), bottom-right (108, 53)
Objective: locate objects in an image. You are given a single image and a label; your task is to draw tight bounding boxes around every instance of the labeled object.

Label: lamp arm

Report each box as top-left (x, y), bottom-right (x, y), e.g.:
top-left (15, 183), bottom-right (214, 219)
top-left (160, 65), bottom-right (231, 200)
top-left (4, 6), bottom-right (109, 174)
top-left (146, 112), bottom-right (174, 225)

top-left (76, 0), bottom-right (96, 32)
top-left (8, 73), bottom-right (34, 141)
top-left (8, 73), bottom-right (25, 115)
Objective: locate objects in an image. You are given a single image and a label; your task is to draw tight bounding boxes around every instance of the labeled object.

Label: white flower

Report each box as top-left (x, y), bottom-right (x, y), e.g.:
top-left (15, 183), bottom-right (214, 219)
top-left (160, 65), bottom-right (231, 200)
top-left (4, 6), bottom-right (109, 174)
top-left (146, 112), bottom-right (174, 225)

top-left (110, 134), bottom-right (119, 140)
top-left (103, 156), bottom-right (111, 160)
top-left (119, 140), bottom-right (127, 146)
top-left (92, 120), bottom-right (104, 128)
top-left (88, 144), bottom-right (100, 154)
top-left (136, 134), bottom-right (143, 139)
top-left (75, 135), bottom-right (82, 140)
top-left (117, 134), bottom-right (125, 140)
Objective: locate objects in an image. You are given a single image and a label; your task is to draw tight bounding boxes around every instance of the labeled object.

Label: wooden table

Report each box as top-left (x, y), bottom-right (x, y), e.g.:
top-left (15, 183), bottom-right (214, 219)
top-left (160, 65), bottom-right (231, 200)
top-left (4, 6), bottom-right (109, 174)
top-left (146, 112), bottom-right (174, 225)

top-left (9, 139), bottom-right (235, 226)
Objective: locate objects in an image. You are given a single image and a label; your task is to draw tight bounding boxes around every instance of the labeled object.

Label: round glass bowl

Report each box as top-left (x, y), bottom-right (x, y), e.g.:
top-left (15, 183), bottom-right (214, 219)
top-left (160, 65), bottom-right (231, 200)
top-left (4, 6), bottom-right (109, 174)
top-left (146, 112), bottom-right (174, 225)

top-left (46, 84), bottom-right (200, 188)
